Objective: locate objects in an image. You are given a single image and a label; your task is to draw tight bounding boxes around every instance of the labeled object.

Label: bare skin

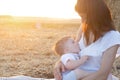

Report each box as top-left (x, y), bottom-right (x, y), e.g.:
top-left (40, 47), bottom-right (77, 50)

top-left (81, 45), bottom-right (119, 80)
top-left (54, 45), bottom-right (119, 80)
top-left (54, 26), bottom-right (120, 80)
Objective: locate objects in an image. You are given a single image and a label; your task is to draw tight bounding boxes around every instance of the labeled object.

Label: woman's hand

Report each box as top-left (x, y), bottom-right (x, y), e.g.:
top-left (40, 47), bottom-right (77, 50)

top-left (53, 60), bottom-right (66, 80)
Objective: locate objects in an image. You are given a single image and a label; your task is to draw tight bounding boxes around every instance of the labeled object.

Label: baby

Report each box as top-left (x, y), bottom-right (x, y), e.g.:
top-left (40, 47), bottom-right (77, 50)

top-left (53, 36), bottom-right (91, 80)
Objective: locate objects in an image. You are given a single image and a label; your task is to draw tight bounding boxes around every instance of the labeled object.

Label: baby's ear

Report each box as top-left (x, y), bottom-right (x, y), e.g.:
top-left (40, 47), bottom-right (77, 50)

top-left (51, 45), bottom-right (55, 52)
top-left (51, 46), bottom-right (55, 54)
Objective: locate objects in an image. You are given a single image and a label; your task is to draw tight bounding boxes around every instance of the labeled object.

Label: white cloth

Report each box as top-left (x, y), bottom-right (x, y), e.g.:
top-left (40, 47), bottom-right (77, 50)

top-left (0, 75), bottom-right (119, 80)
top-left (61, 53), bottom-right (80, 65)
top-left (0, 75), bottom-right (46, 80)
top-left (62, 71), bottom-right (76, 80)
top-left (60, 53), bottom-right (80, 79)
top-left (0, 75), bottom-right (55, 80)
top-left (79, 30), bottom-right (120, 80)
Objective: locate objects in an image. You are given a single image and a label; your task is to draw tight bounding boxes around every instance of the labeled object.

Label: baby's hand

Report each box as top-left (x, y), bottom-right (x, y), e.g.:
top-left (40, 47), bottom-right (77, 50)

top-left (80, 56), bottom-right (89, 63)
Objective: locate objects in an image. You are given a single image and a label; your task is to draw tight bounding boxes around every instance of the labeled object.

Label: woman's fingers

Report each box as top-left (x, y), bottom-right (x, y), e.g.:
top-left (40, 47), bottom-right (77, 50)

top-left (53, 61), bottom-right (63, 80)
top-left (61, 62), bottom-right (66, 72)
top-left (54, 68), bottom-right (62, 80)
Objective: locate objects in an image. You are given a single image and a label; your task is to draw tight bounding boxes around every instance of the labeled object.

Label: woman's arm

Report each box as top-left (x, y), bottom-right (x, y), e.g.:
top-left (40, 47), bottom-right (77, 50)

top-left (65, 56), bottom-right (89, 70)
top-left (81, 45), bottom-right (119, 80)
top-left (54, 60), bottom-right (66, 80)
top-left (53, 56), bottom-right (88, 80)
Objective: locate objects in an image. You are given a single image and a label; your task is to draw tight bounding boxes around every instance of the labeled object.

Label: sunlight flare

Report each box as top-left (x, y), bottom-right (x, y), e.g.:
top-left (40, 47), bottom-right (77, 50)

top-left (0, 0), bottom-right (79, 19)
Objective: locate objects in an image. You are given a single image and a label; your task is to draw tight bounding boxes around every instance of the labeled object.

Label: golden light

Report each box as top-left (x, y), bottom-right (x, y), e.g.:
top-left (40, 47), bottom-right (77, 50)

top-left (0, 0), bottom-right (80, 19)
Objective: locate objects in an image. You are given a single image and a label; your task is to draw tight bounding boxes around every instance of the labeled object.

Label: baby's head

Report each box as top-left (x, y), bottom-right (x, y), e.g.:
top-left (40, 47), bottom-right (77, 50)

top-left (53, 36), bottom-right (80, 56)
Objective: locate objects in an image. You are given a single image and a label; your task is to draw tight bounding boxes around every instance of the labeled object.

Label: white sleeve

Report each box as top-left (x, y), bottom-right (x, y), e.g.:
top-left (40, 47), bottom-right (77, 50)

top-left (60, 54), bottom-right (76, 65)
top-left (80, 31), bottom-right (120, 57)
top-left (100, 31), bottom-right (120, 53)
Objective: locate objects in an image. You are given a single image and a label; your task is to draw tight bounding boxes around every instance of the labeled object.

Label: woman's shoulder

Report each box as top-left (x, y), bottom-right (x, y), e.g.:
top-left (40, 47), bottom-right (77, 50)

top-left (101, 30), bottom-right (120, 42)
top-left (104, 30), bottom-right (120, 38)
top-left (100, 30), bottom-right (120, 52)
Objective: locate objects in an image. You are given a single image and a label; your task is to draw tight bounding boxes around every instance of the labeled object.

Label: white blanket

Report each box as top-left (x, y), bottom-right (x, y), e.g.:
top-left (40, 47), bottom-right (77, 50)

top-left (0, 75), bottom-right (54, 80)
top-left (0, 75), bottom-right (119, 80)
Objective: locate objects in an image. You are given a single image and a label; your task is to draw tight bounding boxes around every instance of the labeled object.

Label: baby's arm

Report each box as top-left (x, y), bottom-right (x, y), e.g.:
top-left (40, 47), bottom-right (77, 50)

top-left (65, 56), bottom-right (89, 70)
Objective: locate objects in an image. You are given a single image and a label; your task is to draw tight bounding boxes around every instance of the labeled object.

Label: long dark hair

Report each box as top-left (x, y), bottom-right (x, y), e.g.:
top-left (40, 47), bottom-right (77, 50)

top-left (75, 0), bottom-right (115, 45)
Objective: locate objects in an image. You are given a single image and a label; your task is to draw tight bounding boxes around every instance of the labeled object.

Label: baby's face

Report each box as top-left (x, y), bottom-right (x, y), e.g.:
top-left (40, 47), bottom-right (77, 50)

top-left (65, 38), bottom-right (80, 53)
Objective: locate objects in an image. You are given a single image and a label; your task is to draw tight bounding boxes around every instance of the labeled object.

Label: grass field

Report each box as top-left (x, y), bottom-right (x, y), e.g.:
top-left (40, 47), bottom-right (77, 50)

top-left (0, 17), bottom-right (120, 79)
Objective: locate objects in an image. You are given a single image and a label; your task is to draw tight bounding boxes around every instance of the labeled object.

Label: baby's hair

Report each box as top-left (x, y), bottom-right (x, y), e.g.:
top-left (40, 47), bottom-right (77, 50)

top-left (52, 36), bottom-right (71, 56)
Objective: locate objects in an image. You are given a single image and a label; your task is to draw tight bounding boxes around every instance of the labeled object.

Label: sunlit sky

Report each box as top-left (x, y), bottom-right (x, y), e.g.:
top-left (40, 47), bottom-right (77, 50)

top-left (0, 0), bottom-right (80, 19)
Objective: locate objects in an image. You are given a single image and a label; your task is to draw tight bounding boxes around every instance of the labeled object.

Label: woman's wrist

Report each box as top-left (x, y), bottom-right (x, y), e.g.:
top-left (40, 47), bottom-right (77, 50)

top-left (96, 70), bottom-right (108, 80)
top-left (54, 60), bottom-right (63, 80)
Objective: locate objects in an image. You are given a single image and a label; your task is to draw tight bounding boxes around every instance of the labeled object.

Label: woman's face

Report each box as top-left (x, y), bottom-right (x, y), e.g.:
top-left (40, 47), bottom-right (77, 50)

top-left (79, 13), bottom-right (87, 23)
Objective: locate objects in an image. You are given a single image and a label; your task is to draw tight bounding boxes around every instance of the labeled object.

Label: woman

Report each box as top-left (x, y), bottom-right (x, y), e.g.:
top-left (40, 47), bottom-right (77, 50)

top-left (54, 0), bottom-right (120, 80)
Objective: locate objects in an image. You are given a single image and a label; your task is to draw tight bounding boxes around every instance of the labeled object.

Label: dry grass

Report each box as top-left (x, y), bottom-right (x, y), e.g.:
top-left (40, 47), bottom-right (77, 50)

top-left (0, 21), bottom-right (120, 79)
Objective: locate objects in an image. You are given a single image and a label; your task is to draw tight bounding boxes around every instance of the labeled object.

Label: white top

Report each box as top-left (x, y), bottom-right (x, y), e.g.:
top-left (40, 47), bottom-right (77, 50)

top-left (60, 53), bottom-right (80, 75)
top-left (61, 53), bottom-right (80, 66)
top-left (79, 30), bottom-right (120, 80)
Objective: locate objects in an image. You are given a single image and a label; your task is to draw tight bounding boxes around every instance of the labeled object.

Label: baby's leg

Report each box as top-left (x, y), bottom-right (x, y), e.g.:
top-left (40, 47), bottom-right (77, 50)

top-left (74, 69), bottom-right (92, 80)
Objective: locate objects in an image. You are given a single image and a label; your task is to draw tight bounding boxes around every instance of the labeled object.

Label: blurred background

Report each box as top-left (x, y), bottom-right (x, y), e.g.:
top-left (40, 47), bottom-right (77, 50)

top-left (0, 0), bottom-right (120, 79)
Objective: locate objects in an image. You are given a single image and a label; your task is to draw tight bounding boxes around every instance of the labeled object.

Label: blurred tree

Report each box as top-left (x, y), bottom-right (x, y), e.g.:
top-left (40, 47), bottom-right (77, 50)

top-left (105, 0), bottom-right (120, 31)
